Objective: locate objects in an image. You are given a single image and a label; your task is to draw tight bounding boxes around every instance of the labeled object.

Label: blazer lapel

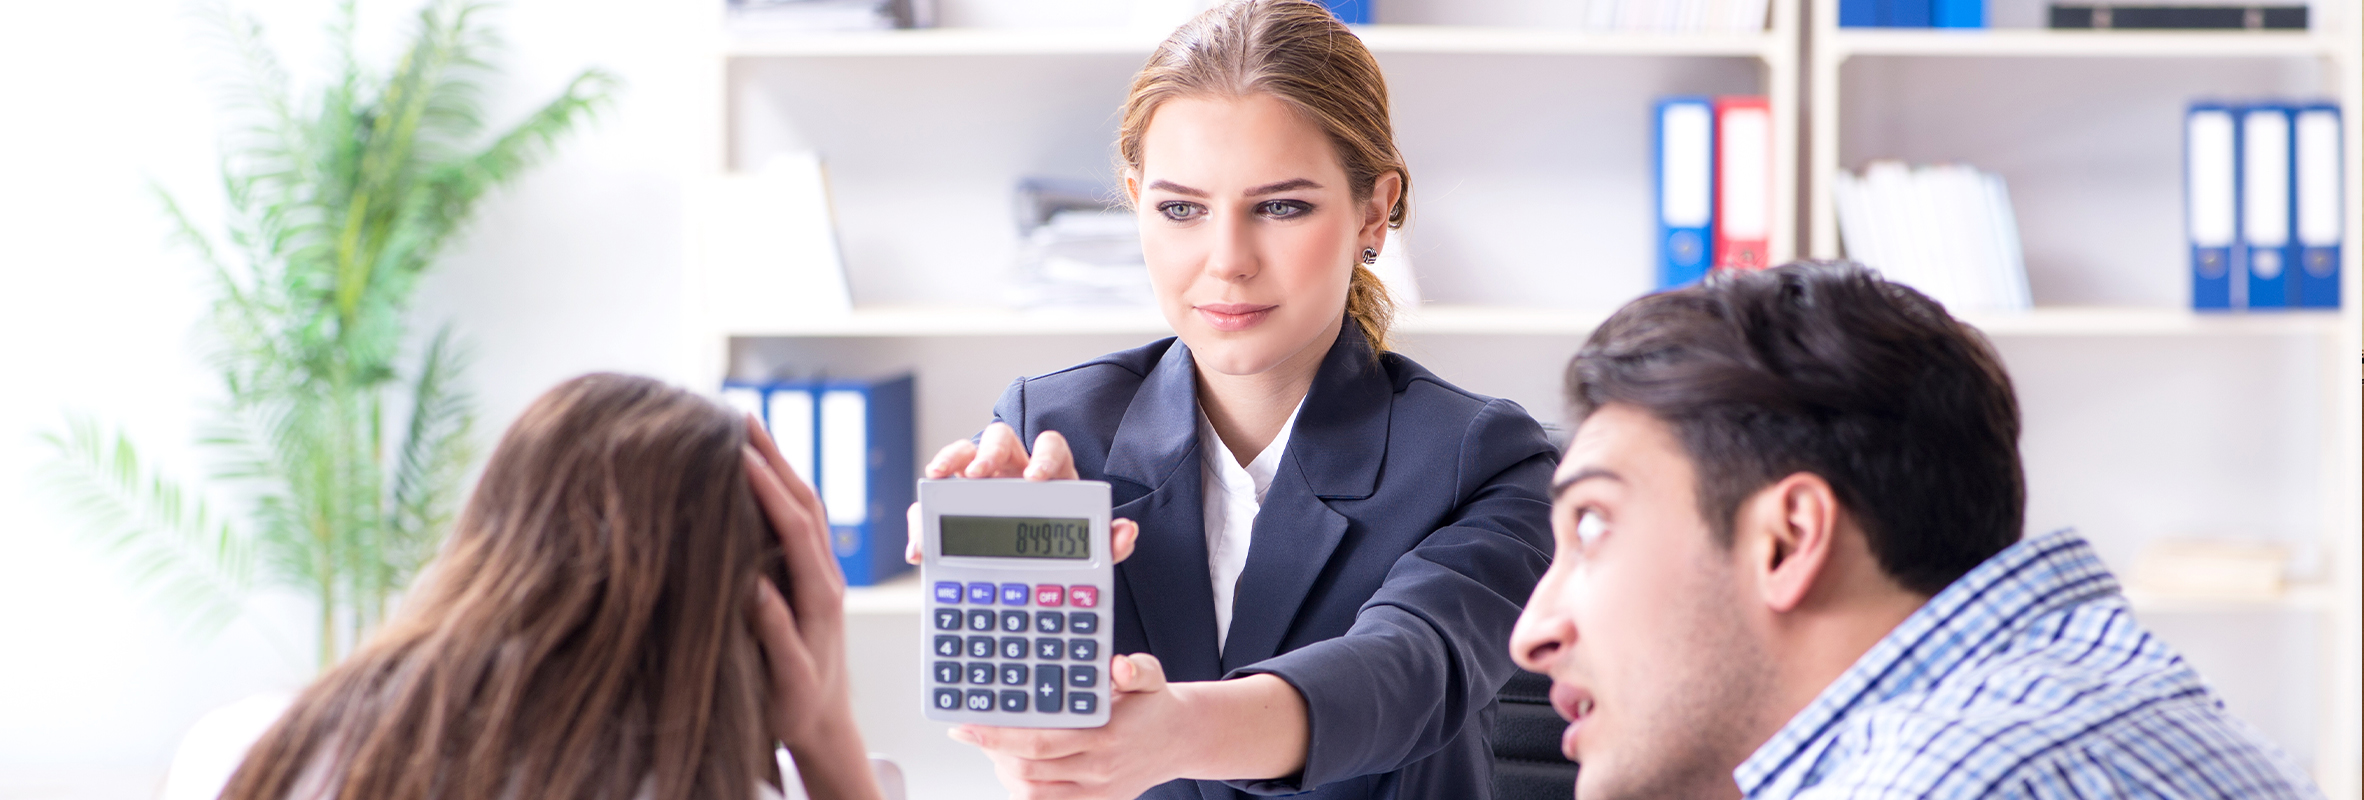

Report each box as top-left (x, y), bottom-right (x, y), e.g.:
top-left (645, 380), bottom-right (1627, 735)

top-left (1107, 339), bottom-right (1225, 683)
top-left (1217, 324), bottom-right (1393, 672)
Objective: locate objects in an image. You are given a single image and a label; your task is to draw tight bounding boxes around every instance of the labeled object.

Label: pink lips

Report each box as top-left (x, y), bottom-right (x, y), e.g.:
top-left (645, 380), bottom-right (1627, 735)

top-left (1548, 680), bottom-right (1596, 758)
top-left (1195, 303), bottom-right (1276, 332)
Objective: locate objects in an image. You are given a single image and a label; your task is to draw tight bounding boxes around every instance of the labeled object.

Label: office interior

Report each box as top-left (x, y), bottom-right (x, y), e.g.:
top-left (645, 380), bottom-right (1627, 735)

top-left (0, 0), bottom-right (2355, 797)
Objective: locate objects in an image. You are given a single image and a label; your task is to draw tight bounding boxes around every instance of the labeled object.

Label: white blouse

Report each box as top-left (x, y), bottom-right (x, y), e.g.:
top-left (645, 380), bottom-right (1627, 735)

top-left (1196, 401), bottom-right (1302, 655)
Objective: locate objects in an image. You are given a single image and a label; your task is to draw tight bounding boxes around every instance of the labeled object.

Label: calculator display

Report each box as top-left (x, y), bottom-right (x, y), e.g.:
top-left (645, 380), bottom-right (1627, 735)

top-left (941, 516), bottom-right (1091, 560)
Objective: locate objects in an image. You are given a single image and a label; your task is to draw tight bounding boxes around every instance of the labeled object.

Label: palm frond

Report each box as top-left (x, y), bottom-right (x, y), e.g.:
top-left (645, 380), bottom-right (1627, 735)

top-left (39, 418), bottom-right (255, 638)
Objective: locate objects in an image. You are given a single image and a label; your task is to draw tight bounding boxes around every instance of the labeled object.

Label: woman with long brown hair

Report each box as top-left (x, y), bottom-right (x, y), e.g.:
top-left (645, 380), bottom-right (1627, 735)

top-left (217, 373), bottom-right (884, 800)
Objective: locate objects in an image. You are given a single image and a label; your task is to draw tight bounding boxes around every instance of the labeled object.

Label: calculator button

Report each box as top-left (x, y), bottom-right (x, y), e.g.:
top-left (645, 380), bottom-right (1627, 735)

top-left (1068, 691), bottom-right (1098, 715)
top-left (1067, 612), bottom-right (1099, 635)
top-left (1068, 638), bottom-right (1098, 662)
top-left (966, 609), bottom-right (995, 632)
top-left (1035, 611), bottom-right (1065, 634)
top-left (1000, 637), bottom-right (1029, 660)
top-left (1000, 583), bottom-right (1030, 605)
top-left (1035, 584), bottom-right (1065, 606)
top-left (1035, 637), bottom-right (1064, 660)
top-left (1000, 611), bottom-right (1030, 633)
top-left (933, 608), bottom-right (961, 631)
top-left (1069, 585), bottom-right (1100, 608)
top-left (1068, 665), bottom-right (1097, 688)
top-left (933, 661), bottom-right (960, 684)
top-left (934, 582), bottom-right (964, 604)
top-left (965, 689), bottom-right (995, 712)
top-left (967, 583), bottom-right (997, 604)
top-left (934, 635), bottom-right (962, 658)
top-left (1034, 665), bottom-right (1064, 712)
top-left (999, 663), bottom-right (1029, 686)
top-left (934, 688), bottom-right (961, 710)
top-left (967, 662), bottom-right (994, 685)
top-left (967, 636), bottom-right (995, 659)
top-left (999, 690), bottom-right (1029, 712)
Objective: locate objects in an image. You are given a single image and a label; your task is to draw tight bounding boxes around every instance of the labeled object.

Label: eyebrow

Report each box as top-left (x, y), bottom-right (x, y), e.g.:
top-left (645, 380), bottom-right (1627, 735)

top-left (1550, 467), bottom-right (1623, 499)
top-left (1143, 178), bottom-right (1323, 198)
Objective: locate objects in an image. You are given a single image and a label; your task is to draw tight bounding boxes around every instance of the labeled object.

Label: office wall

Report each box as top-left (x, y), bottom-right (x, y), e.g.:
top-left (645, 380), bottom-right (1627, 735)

top-left (0, 1), bottom-right (700, 795)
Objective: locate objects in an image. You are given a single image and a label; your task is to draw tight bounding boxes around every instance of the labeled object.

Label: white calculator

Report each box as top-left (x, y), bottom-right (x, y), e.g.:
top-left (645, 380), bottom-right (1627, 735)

top-left (917, 478), bottom-right (1113, 728)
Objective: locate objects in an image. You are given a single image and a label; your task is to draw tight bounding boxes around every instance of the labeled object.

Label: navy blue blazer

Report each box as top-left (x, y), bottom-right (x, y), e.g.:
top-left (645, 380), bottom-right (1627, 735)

top-left (987, 323), bottom-right (1557, 799)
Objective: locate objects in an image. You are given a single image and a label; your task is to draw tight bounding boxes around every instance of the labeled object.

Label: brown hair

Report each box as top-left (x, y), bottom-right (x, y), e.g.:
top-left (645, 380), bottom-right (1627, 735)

top-left (1118, 0), bottom-right (1408, 352)
top-left (1565, 261), bottom-right (2024, 595)
top-left (222, 373), bottom-right (782, 800)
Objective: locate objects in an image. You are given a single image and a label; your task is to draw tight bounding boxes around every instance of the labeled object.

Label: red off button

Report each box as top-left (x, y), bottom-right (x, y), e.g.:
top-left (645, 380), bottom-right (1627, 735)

top-left (1034, 584), bottom-right (1065, 607)
top-left (1068, 585), bottom-right (1099, 608)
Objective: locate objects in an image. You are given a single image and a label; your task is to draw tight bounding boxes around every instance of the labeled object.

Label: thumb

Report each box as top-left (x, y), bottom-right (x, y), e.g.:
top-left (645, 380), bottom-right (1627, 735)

top-left (904, 502), bottom-right (923, 564)
top-left (1110, 653), bottom-right (1167, 694)
top-left (1110, 518), bottom-right (1139, 564)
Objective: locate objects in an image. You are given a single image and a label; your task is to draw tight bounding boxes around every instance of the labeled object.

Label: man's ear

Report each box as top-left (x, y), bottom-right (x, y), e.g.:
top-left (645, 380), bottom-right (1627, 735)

top-left (1737, 472), bottom-right (1843, 613)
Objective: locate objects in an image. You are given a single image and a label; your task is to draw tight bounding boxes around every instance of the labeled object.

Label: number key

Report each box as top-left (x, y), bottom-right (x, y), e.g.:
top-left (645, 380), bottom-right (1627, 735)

top-left (1000, 636), bottom-right (1029, 660)
top-left (934, 608), bottom-right (961, 631)
top-left (967, 609), bottom-right (995, 632)
top-left (967, 662), bottom-right (994, 685)
top-left (934, 635), bottom-right (961, 658)
top-left (1001, 610), bottom-right (1029, 633)
top-left (999, 663), bottom-right (1029, 686)
top-left (967, 636), bottom-right (994, 659)
top-left (965, 689), bottom-right (994, 712)
top-left (934, 688), bottom-right (961, 710)
top-left (933, 661), bottom-right (960, 684)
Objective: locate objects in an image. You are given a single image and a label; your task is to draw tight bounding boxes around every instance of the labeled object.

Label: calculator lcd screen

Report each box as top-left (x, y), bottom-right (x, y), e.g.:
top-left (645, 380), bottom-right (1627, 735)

top-left (940, 515), bottom-right (1091, 560)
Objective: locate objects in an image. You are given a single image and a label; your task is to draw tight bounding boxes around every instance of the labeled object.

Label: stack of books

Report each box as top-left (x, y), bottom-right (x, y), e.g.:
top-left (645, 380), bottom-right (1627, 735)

top-left (1831, 161), bottom-right (2032, 314)
top-left (1839, 0), bottom-right (1984, 27)
top-left (726, 0), bottom-right (935, 32)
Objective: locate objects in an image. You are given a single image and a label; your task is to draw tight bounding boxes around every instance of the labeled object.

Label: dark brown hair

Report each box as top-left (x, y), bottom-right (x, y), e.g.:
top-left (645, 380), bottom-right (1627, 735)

top-left (222, 373), bottom-right (782, 800)
top-left (1565, 261), bottom-right (2024, 594)
top-left (1118, 0), bottom-right (1407, 351)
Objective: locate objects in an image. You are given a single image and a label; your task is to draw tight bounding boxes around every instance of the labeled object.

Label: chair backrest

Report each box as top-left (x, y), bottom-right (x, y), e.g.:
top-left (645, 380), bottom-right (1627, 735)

top-left (1491, 670), bottom-right (1579, 800)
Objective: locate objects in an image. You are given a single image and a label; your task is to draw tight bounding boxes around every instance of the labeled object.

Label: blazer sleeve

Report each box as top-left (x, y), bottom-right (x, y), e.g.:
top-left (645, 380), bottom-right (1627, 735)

top-left (1223, 397), bottom-right (1557, 794)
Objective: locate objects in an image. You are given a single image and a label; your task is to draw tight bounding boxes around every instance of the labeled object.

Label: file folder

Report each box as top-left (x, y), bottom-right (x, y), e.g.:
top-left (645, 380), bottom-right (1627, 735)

top-left (1713, 96), bottom-right (1772, 273)
top-left (1839, 0), bottom-right (1879, 26)
top-left (765, 384), bottom-right (819, 490)
top-left (1656, 97), bottom-right (1717, 289)
top-left (721, 383), bottom-right (767, 424)
top-left (818, 373), bottom-right (916, 586)
top-left (2293, 103), bottom-right (2342, 309)
top-left (2240, 104), bottom-right (2295, 309)
top-left (2186, 103), bottom-right (2238, 310)
top-left (1888, 0), bottom-right (1934, 26)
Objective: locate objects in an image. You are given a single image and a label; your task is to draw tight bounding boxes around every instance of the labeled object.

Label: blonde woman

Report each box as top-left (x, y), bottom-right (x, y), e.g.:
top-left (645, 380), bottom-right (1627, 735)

top-left (920, 2), bottom-right (1556, 797)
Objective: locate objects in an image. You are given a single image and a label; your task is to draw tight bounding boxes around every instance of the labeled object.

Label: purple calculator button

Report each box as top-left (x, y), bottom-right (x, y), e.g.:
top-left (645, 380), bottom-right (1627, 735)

top-left (1000, 583), bottom-right (1030, 605)
top-left (967, 582), bottom-right (997, 604)
top-left (934, 582), bottom-right (963, 604)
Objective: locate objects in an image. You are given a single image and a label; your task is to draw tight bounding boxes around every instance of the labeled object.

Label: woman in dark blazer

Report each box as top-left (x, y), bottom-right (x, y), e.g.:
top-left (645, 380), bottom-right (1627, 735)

top-left (923, 2), bottom-right (1556, 797)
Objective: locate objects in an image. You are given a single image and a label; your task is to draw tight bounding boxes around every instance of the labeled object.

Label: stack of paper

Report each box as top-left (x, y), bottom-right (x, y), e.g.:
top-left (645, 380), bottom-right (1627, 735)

top-left (1575, 0), bottom-right (1773, 32)
top-left (1832, 161), bottom-right (2033, 313)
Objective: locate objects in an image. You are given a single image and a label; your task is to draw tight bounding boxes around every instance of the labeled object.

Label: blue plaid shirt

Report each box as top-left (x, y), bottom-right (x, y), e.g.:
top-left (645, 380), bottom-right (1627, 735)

top-left (1735, 530), bottom-right (2322, 799)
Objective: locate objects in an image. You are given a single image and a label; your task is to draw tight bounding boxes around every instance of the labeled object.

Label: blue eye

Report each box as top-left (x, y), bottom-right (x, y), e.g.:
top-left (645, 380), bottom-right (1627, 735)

top-left (1258, 200), bottom-right (1310, 218)
top-left (1158, 202), bottom-right (1203, 222)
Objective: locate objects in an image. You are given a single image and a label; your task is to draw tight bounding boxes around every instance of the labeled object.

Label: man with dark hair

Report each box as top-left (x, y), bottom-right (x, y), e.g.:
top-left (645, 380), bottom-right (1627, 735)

top-left (1509, 262), bottom-right (2320, 799)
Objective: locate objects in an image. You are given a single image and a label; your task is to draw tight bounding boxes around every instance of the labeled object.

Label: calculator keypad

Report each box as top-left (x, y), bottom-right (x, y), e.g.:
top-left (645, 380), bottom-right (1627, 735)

top-left (927, 582), bottom-right (1110, 724)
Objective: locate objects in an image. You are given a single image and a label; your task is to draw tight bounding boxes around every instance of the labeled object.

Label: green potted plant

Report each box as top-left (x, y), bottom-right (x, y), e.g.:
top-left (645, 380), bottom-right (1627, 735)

top-left (44, 0), bottom-right (616, 671)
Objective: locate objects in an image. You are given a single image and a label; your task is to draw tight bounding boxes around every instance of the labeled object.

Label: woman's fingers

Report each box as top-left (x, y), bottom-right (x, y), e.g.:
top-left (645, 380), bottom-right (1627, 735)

top-left (966, 423), bottom-right (1032, 478)
top-left (746, 448), bottom-right (845, 613)
top-left (1110, 518), bottom-right (1139, 564)
top-left (927, 439), bottom-right (979, 479)
top-left (746, 414), bottom-right (825, 518)
top-left (905, 503), bottom-right (925, 564)
top-left (1023, 431), bottom-right (1077, 481)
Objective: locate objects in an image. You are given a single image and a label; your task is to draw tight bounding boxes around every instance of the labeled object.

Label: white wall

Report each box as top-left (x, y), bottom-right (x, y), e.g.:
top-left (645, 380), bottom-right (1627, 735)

top-left (0, 1), bottom-right (701, 796)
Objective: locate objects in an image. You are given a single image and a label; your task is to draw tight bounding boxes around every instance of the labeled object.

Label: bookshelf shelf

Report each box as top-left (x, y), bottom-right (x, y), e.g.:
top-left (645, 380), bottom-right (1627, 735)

top-left (1825, 29), bottom-right (2342, 60)
top-left (2125, 582), bottom-right (2339, 615)
top-left (723, 24), bottom-right (1782, 59)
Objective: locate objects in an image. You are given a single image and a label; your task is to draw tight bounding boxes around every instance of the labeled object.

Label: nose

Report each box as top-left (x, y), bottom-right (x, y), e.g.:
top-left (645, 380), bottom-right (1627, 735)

top-left (1203, 205), bottom-right (1258, 283)
top-left (1509, 565), bottom-right (1576, 673)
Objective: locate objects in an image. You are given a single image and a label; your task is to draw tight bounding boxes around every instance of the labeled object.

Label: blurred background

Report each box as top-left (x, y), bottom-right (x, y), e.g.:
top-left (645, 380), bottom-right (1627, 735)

top-left (0, 0), bottom-right (2355, 798)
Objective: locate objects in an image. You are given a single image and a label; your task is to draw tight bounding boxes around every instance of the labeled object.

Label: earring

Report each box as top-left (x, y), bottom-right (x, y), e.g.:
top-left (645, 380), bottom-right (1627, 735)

top-left (1361, 247), bottom-right (1378, 265)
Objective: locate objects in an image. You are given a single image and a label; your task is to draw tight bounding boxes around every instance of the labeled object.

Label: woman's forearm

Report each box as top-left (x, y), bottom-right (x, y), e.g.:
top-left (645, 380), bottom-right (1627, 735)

top-left (1171, 673), bottom-right (1311, 782)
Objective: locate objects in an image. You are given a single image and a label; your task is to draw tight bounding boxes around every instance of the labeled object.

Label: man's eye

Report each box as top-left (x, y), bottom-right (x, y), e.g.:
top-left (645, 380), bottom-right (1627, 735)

top-left (1158, 202), bottom-right (1203, 222)
top-left (1574, 510), bottom-right (1606, 547)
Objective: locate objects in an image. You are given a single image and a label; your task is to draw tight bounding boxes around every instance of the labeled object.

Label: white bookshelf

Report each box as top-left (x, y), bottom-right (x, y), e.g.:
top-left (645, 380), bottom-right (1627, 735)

top-left (687, 1), bottom-right (2360, 796)
top-left (1806, 0), bottom-right (2361, 794)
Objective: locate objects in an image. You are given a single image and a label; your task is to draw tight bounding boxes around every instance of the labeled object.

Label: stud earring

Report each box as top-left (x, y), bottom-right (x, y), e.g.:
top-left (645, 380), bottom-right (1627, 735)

top-left (1361, 247), bottom-right (1379, 265)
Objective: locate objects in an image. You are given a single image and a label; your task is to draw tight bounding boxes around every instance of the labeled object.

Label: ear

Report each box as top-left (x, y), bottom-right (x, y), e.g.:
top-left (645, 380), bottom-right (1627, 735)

top-left (1124, 169), bottom-right (1142, 209)
top-left (1736, 472), bottom-right (1843, 613)
top-left (1362, 170), bottom-right (1402, 243)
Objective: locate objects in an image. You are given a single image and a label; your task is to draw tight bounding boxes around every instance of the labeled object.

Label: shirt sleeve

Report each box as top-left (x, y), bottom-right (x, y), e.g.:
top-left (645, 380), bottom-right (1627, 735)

top-left (1221, 397), bottom-right (1557, 794)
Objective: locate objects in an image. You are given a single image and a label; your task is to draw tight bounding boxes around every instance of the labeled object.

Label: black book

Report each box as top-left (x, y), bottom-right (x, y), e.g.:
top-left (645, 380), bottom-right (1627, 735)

top-left (2049, 4), bottom-right (2307, 29)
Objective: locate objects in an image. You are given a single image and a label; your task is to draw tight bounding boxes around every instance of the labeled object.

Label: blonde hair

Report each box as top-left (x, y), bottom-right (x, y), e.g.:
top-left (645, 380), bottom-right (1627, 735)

top-left (1118, 0), bottom-right (1408, 352)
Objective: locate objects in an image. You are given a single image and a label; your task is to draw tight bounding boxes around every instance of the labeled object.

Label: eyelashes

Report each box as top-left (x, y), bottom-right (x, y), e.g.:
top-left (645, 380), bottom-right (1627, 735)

top-left (1153, 199), bottom-right (1316, 224)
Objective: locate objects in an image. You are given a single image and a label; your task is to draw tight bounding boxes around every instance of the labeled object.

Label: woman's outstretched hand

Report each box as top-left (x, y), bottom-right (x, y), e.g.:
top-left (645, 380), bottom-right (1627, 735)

top-left (743, 414), bottom-right (885, 800)
top-left (904, 422), bottom-right (1140, 565)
